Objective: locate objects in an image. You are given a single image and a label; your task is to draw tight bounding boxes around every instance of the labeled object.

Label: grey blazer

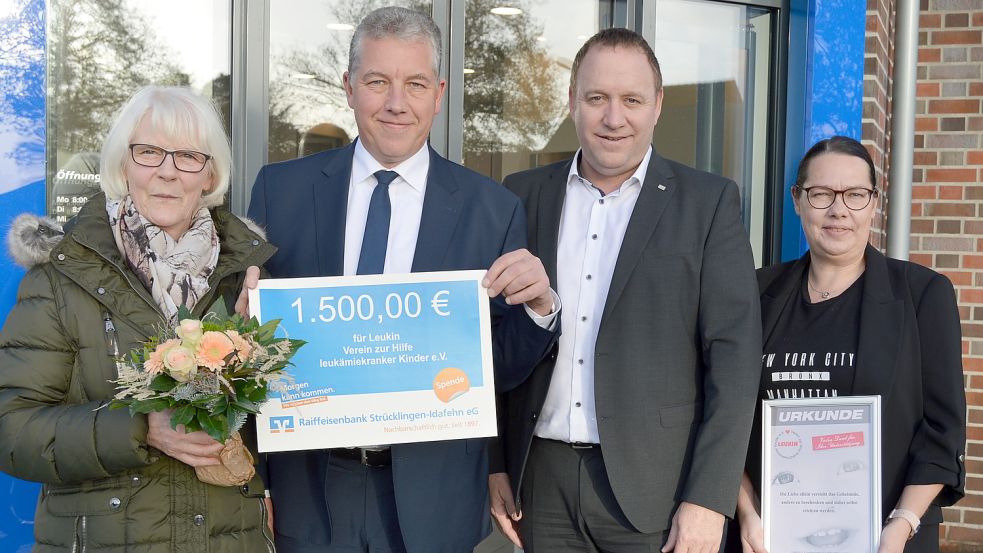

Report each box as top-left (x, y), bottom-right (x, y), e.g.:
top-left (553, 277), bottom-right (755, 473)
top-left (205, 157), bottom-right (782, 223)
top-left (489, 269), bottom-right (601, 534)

top-left (495, 151), bottom-right (763, 533)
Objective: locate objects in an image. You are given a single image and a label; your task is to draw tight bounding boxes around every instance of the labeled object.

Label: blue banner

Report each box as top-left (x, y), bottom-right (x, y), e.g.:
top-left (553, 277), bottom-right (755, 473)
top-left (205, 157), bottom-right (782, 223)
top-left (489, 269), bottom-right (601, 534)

top-left (0, 0), bottom-right (45, 550)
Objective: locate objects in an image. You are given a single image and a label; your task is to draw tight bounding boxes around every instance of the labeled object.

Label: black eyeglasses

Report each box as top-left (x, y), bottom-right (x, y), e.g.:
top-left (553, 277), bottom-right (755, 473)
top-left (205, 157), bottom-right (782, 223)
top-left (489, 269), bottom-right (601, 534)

top-left (796, 185), bottom-right (877, 211)
top-left (129, 143), bottom-right (212, 173)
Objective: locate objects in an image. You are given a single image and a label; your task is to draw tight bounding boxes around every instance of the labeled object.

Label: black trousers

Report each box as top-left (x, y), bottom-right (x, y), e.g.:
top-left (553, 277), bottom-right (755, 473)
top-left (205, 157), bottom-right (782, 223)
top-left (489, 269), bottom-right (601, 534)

top-left (519, 438), bottom-right (668, 553)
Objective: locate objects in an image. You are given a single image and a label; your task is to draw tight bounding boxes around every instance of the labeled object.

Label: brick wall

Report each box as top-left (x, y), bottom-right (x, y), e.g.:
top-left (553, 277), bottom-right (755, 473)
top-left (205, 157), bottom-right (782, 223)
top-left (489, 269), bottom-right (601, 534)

top-left (866, 0), bottom-right (983, 549)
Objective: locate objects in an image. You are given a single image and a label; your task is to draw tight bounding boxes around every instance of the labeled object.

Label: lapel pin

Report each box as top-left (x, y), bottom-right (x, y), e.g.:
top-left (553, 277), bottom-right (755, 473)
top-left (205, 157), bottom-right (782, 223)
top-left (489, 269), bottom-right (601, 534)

top-left (657, 184), bottom-right (666, 191)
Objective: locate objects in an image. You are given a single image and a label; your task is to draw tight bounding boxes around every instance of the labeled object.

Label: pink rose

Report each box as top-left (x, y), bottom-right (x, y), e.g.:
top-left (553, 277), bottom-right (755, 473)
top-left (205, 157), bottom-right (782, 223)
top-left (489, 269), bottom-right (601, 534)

top-left (163, 345), bottom-right (198, 381)
top-left (196, 331), bottom-right (236, 371)
top-left (145, 338), bottom-right (181, 374)
top-left (176, 318), bottom-right (204, 346)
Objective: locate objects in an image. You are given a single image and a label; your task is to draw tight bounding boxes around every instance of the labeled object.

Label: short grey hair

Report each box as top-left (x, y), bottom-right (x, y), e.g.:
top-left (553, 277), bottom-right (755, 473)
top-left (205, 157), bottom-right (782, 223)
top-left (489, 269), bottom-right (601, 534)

top-left (100, 85), bottom-right (232, 208)
top-left (348, 6), bottom-right (442, 78)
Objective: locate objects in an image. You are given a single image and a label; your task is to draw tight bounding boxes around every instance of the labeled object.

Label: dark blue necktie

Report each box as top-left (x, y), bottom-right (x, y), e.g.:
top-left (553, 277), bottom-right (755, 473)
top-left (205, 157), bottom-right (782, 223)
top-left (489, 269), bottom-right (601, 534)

top-left (356, 170), bottom-right (399, 275)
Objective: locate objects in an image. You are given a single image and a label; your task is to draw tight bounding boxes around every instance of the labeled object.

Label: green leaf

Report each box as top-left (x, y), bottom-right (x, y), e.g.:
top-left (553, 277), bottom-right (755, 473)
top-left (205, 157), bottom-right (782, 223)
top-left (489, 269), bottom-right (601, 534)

top-left (204, 296), bottom-right (230, 320)
top-left (128, 398), bottom-right (172, 414)
top-left (232, 398), bottom-right (261, 414)
top-left (176, 305), bottom-right (194, 322)
top-left (246, 387), bottom-right (266, 404)
top-left (210, 395), bottom-right (229, 413)
top-left (190, 393), bottom-right (223, 408)
top-left (198, 410), bottom-right (229, 443)
top-left (255, 318), bottom-right (281, 342)
top-left (172, 404), bottom-right (197, 427)
top-left (149, 374), bottom-right (178, 392)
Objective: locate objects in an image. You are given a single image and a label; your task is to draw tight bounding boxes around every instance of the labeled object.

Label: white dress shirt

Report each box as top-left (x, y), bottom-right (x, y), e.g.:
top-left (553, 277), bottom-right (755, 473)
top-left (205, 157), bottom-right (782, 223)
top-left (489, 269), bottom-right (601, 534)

top-left (534, 147), bottom-right (652, 444)
top-left (344, 139), bottom-right (558, 317)
top-left (344, 141), bottom-right (429, 276)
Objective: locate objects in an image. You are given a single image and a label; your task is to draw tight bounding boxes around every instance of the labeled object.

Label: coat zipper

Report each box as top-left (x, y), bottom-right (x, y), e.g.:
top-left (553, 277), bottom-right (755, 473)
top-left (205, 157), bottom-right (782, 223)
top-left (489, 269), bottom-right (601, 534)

top-left (103, 312), bottom-right (119, 357)
top-left (80, 515), bottom-right (87, 553)
top-left (71, 516), bottom-right (78, 553)
top-left (259, 497), bottom-right (275, 553)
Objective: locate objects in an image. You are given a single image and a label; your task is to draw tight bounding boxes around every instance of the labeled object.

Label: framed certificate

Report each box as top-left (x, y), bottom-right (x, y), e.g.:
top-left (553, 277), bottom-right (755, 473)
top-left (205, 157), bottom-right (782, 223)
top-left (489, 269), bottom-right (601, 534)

top-left (249, 270), bottom-right (497, 452)
top-left (762, 396), bottom-right (881, 553)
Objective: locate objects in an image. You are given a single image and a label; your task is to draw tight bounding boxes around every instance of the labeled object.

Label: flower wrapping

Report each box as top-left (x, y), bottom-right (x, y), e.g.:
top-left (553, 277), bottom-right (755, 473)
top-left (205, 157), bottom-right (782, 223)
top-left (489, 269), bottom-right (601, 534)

top-left (111, 307), bottom-right (304, 485)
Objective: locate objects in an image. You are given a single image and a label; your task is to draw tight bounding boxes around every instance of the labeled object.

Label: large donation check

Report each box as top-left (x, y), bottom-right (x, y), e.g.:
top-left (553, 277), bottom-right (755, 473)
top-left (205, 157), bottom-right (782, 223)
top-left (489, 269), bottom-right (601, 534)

top-left (762, 396), bottom-right (881, 553)
top-left (249, 270), bottom-right (496, 452)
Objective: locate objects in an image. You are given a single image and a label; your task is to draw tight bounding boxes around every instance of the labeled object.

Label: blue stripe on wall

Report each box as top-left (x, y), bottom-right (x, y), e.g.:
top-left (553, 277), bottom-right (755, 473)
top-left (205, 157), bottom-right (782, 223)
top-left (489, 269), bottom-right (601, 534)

top-left (0, 0), bottom-right (45, 550)
top-left (781, 0), bottom-right (866, 261)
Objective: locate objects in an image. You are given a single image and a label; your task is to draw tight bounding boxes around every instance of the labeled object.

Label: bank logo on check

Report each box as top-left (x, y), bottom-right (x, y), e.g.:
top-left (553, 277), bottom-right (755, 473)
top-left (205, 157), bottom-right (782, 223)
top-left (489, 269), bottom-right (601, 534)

top-left (269, 416), bottom-right (295, 433)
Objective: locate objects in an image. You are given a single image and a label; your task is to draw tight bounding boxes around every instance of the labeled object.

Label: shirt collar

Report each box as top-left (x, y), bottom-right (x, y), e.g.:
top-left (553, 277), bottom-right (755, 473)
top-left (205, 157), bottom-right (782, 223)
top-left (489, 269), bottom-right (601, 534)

top-left (566, 146), bottom-right (653, 194)
top-left (351, 139), bottom-right (429, 193)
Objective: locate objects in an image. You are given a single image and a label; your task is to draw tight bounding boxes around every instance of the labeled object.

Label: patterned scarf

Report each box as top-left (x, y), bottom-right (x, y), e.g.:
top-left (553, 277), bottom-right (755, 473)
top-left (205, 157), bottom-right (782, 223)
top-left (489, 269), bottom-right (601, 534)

top-left (107, 195), bottom-right (220, 320)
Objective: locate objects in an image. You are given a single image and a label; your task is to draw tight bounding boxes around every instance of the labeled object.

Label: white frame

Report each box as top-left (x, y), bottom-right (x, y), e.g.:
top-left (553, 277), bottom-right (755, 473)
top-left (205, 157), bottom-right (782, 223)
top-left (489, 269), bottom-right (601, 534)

top-left (762, 395), bottom-right (881, 553)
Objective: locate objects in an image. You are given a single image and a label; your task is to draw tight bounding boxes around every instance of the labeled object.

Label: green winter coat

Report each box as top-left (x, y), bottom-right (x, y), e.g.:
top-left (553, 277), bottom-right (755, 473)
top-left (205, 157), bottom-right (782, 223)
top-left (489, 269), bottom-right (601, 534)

top-left (0, 193), bottom-right (278, 553)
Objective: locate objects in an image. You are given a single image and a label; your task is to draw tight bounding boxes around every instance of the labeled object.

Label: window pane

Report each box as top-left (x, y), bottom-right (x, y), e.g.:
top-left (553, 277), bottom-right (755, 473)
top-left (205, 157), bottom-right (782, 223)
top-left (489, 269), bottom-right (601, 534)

top-left (462, 0), bottom-right (611, 181)
top-left (654, 0), bottom-right (773, 265)
top-left (46, 1), bottom-right (231, 223)
top-left (268, 0), bottom-right (433, 164)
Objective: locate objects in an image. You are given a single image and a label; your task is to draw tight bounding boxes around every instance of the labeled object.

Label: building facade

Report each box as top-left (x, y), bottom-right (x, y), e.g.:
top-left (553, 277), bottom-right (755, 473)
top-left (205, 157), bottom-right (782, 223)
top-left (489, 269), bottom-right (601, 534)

top-left (0, 0), bottom-right (980, 550)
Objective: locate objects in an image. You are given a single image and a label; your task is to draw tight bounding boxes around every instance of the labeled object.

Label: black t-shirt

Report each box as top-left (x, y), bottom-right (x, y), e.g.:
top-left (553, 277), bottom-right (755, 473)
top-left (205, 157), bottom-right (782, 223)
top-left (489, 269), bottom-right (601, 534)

top-left (759, 272), bottom-right (865, 400)
top-left (740, 270), bottom-right (868, 529)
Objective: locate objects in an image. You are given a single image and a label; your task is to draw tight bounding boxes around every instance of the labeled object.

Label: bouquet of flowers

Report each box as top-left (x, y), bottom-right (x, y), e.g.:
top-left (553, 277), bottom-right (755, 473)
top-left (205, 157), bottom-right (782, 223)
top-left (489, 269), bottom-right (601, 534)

top-left (111, 307), bottom-right (304, 486)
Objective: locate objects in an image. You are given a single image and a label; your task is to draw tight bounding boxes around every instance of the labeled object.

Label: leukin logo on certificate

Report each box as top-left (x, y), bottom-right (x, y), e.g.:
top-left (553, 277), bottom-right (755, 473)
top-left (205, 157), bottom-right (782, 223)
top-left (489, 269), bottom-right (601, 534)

top-left (774, 428), bottom-right (802, 459)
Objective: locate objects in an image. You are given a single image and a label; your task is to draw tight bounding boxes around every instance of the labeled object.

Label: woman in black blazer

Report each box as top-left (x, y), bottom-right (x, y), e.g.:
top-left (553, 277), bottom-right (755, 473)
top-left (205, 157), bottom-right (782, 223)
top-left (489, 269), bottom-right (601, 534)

top-left (729, 136), bottom-right (965, 553)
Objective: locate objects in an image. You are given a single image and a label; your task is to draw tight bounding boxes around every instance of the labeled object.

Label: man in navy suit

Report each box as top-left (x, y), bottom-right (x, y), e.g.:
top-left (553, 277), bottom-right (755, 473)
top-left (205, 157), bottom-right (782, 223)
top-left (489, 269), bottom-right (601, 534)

top-left (247, 7), bottom-right (559, 553)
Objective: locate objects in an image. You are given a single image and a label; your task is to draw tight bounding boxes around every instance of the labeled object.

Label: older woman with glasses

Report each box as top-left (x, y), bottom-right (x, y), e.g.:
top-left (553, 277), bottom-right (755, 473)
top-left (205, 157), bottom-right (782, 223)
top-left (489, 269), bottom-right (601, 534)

top-left (726, 136), bottom-right (965, 553)
top-left (0, 85), bottom-right (276, 553)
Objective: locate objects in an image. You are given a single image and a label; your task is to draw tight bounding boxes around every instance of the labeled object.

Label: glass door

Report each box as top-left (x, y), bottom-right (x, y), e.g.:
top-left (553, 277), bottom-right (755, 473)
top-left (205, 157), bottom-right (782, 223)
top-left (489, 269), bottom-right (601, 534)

top-left (267, 0), bottom-right (434, 164)
top-left (460, 0), bottom-right (614, 181)
top-left (45, 0), bottom-right (231, 222)
top-left (652, 0), bottom-right (775, 265)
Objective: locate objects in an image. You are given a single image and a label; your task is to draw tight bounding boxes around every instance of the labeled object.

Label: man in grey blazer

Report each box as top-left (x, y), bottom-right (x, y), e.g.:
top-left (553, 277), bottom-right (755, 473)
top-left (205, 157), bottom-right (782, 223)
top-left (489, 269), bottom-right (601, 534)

top-left (489, 28), bottom-right (762, 552)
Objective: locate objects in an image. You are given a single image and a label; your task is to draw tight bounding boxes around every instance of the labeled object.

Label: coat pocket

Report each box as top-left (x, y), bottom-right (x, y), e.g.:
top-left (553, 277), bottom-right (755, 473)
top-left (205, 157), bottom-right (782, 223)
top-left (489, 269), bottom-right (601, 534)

top-left (43, 476), bottom-right (137, 516)
top-left (659, 401), bottom-right (703, 428)
top-left (39, 477), bottom-right (138, 551)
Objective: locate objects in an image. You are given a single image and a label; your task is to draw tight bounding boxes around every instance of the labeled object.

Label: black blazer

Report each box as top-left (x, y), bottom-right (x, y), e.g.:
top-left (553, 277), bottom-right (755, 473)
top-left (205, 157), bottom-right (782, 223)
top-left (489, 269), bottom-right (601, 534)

top-left (727, 245), bottom-right (966, 551)
top-left (496, 151), bottom-right (762, 533)
top-left (248, 143), bottom-right (558, 553)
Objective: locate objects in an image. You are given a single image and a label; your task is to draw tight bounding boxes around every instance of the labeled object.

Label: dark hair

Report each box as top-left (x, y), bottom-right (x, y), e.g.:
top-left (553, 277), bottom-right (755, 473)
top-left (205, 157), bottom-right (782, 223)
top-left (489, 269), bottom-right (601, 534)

top-left (794, 136), bottom-right (876, 195)
top-left (570, 28), bottom-right (663, 93)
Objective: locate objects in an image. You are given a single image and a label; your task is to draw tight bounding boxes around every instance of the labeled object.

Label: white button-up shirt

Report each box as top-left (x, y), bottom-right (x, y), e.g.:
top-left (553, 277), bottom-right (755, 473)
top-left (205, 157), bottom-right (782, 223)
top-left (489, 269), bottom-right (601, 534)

top-left (344, 138), bottom-right (558, 317)
top-left (534, 147), bottom-right (652, 444)
top-left (343, 140), bottom-right (429, 276)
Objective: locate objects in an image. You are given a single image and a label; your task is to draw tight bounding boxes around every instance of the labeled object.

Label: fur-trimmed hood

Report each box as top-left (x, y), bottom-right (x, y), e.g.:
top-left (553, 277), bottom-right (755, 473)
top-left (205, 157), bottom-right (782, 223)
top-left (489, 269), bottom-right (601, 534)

top-left (7, 210), bottom-right (268, 270)
top-left (7, 213), bottom-right (65, 270)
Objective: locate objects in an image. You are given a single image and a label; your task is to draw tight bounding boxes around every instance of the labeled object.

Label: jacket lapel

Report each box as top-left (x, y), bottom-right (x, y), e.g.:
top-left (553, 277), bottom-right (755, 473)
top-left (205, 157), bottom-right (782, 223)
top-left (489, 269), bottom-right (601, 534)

top-left (536, 160), bottom-right (571, 287)
top-left (411, 148), bottom-right (462, 272)
top-left (315, 143), bottom-right (354, 276)
top-left (600, 152), bottom-right (677, 323)
top-left (851, 245), bottom-right (904, 395)
top-left (760, 254), bottom-right (809, 345)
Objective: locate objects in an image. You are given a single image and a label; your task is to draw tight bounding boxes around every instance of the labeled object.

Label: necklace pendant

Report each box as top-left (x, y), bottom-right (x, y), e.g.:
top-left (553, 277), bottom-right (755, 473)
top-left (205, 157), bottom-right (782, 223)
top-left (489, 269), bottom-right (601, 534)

top-left (821, 291), bottom-right (830, 299)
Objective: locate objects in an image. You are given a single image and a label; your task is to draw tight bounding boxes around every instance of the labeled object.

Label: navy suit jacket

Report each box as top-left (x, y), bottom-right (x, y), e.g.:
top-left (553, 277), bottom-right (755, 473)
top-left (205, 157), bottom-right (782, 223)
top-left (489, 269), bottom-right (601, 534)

top-left (247, 143), bottom-right (558, 553)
